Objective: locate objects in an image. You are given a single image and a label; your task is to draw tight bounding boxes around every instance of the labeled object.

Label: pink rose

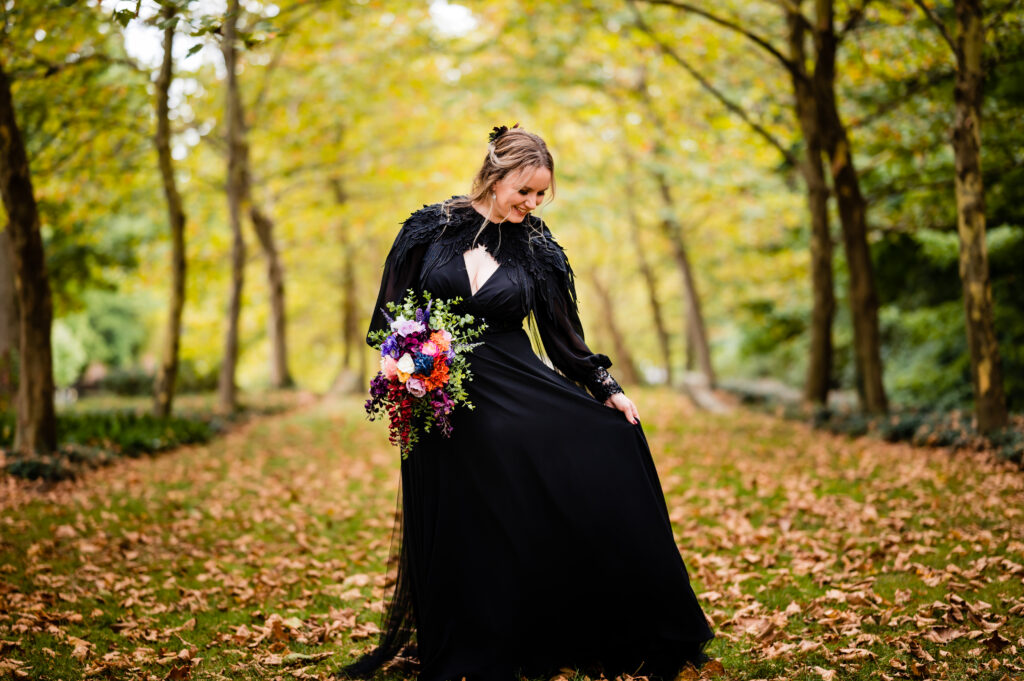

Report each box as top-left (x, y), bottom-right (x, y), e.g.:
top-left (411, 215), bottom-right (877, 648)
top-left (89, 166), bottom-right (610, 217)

top-left (420, 341), bottom-right (439, 356)
top-left (380, 355), bottom-right (398, 380)
top-left (406, 377), bottom-right (426, 397)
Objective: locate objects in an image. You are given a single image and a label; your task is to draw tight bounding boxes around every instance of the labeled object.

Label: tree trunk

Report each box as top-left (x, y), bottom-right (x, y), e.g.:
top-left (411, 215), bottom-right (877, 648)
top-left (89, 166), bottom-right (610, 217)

top-left (0, 229), bottom-right (18, 413)
top-left (628, 4), bottom-right (836, 402)
top-left (588, 273), bottom-right (642, 386)
top-left (0, 59), bottom-right (57, 453)
top-left (813, 0), bottom-right (888, 413)
top-left (249, 205), bottom-right (294, 389)
top-left (328, 176), bottom-right (365, 394)
top-left (655, 178), bottom-right (716, 388)
top-left (634, 82), bottom-right (715, 388)
top-left (951, 0), bottom-right (1007, 432)
top-left (221, 13), bottom-right (293, 390)
top-left (219, 0), bottom-right (247, 413)
top-left (787, 3), bottom-right (835, 406)
top-left (622, 160), bottom-right (673, 385)
top-left (628, 216), bottom-right (673, 386)
top-left (153, 4), bottom-right (187, 418)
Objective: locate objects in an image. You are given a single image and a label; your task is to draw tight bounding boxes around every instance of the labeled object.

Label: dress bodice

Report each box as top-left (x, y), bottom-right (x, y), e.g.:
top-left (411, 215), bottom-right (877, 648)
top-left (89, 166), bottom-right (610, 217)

top-left (419, 229), bottom-right (530, 333)
top-left (367, 198), bottom-right (624, 402)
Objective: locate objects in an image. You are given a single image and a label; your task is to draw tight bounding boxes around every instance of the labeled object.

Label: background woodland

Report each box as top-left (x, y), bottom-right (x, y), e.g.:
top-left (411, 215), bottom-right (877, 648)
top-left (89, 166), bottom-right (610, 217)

top-left (1, 0), bottom-right (1023, 454)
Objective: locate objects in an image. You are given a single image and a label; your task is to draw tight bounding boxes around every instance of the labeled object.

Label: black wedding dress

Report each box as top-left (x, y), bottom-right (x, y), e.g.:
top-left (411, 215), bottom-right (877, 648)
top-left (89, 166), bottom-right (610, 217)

top-left (345, 199), bottom-right (713, 681)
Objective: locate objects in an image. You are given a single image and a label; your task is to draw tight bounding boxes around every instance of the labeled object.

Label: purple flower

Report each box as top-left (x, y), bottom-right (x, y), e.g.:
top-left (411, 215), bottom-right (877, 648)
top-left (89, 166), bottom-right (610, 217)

top-left (381, 335), bottom-right (399, 358)
top-left (430, 389), bottom-right (454, 416)
top-left (369, 374), bottom-right (391, 398)
top-left (406, 377), bottom-right (426, 397)
top-left (391, 316), bottom-right (426, 337)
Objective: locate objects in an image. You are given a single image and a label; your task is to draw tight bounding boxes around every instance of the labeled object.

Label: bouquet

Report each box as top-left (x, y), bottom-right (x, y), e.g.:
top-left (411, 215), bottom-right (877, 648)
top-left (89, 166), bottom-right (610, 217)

top-left (365, 291), bottom-right (487, 457)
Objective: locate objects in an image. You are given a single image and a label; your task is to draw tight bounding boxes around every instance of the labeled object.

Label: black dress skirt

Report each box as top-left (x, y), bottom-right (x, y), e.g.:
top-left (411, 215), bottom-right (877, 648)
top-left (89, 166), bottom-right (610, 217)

top-left (345, 200), bottom-right (713, 681)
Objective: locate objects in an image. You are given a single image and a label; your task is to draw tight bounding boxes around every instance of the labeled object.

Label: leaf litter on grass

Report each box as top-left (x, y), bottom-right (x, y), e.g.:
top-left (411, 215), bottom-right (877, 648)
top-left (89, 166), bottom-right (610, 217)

top-left (1, 389), bottom-right (1022, 680)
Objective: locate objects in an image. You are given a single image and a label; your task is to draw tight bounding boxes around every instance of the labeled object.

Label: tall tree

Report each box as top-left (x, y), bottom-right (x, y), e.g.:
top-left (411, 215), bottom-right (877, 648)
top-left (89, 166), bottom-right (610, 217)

top-left (811, 0), bottom-right (887, 414)
top-left (912, 0), bottom-right (1008, 432)
top-left (626, 3), bottom-right (835, 405)
top-left (153, 1), bottom-right (189, 418)
top-left (0, 229), bottom-right (17, 412)
top-left (589, 272), bottom-right (643, 386)
top-left (0, 59), bottom-right (56, 453)
top-left (219, 0), bottom-right (248, 412)
top-left (249, 203), bottom-right (293, 389)
top-left (633, 73), bottom-right (716, 388)
top-left (633, 0), bottom-right (887, 412)
top-left (228, 3), bottom-right (294, 390)
top-left (328, 174), bottom-right (365, 394)
top-left (622, 159), bottom-right (673, 386)
top-left (786, 1), bottom-right (835, 406)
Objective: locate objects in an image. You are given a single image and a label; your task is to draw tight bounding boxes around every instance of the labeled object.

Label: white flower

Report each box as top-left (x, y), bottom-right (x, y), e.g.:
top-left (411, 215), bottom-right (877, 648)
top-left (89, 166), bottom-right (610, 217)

top-left (396, 353), bottom-right (416, 375)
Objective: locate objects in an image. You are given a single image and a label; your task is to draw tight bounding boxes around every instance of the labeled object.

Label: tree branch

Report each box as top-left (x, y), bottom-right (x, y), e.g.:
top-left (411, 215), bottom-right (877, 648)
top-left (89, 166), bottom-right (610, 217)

top-left (626, 1), bottom-right (798, 167)
top-left (8, 51), bottom-right (143, 81)
top-left (636, 0), bottom-right (799, 77)
top-left (985, 0), bottom-right (1023, 32)
top-left (911, 0), bottom-right (957, 55)
top-left (849, 64), bottom-right (955, 130)
top-left (247, 0), bottom-right (326, 116)
top-left (838, 0), bottom-right (873, 41)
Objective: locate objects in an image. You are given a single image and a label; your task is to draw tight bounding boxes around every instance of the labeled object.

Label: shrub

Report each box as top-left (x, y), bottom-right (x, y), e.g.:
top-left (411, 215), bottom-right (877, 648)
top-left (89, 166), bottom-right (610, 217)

top-left (1, 410), bottom-right (217, 481)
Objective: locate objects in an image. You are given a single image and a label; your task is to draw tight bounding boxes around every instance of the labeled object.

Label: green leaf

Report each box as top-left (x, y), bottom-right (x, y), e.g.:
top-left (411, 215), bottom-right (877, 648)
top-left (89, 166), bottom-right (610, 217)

top-left (111, 9), bottom-right (136, 28)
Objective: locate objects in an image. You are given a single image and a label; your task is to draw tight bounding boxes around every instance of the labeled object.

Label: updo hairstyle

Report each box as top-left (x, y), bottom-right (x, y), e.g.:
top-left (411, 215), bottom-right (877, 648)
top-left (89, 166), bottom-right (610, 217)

top-left (451, 124), bottom-right (556, 211)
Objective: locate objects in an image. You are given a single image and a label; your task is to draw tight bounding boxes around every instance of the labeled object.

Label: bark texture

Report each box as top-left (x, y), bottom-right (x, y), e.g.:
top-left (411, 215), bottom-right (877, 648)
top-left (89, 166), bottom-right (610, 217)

top-left (622, 158), bottom-right (673, 386)
top-left (635, 81), bottom-right (716, 388)
top-left (0, 229), bottom-right (18, 412)
top-left (220, 3), bottom-right (293, 390)
top-left (219, 0), bottom-right (247, 412)
top-left (0, 59), bottom-right (57, 453)
top-left (589, 273), bottom-right (642, 386)
top-left (328, 176), bottom-right (365, 394)
top-left (950, 0), bottom-right (1008, 432)
top-left (812, 0), bottom-right (887, 413)
top-left (655, 177), bottom-right (716, 388)
top-left (250, 205), bottom-right (294, 388)
top-left (787, 2), bottom-right (835, 406)
top-left (153, 4), bottom-right (188, 418)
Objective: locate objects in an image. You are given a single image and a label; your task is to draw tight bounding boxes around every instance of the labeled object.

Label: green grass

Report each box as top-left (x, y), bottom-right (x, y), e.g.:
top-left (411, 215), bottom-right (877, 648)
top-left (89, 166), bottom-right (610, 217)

top-left (1, 388), bottom-right (1021, 680)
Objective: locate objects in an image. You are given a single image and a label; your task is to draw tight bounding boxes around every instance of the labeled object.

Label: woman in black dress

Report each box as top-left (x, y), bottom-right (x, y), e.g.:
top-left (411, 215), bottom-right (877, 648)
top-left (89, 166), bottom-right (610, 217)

top-left (344, 125), bottom-right (713, 681)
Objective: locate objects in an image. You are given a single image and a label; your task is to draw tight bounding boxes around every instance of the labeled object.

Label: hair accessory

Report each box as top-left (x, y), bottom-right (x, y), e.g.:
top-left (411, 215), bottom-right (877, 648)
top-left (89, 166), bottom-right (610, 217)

top-left (488, 123), bottom-right (519, 144)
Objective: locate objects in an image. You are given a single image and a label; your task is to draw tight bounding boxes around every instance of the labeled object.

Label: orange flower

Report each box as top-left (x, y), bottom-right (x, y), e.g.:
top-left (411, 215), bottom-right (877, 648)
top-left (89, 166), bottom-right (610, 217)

top-left (430, 330), bottom-right (451, 352)
top-left (423, 360), bottom-right (450, 391)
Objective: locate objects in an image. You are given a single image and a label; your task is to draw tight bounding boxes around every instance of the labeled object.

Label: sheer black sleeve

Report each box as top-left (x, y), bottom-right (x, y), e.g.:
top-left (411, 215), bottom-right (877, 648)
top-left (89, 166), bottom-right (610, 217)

top-left (532, 238), bottom-right (624, 403)
top-left (366, 208), bottom-right (437, 346)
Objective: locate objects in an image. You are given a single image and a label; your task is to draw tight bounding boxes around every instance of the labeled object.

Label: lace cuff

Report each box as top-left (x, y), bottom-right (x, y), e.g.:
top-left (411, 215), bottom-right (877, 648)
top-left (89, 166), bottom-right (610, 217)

top-left (585, 366), bottom-right (624, 402)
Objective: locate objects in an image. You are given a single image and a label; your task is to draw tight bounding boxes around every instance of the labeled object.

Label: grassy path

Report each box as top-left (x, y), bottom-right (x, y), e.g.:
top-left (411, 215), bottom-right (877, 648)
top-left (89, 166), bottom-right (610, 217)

top-left (1, 389), bottom-right (1021, 680)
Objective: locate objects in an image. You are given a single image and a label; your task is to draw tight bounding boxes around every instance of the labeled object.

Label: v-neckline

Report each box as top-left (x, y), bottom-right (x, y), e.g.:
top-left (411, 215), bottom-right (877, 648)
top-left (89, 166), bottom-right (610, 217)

top-left (463, 248), bottom-right (501, 299)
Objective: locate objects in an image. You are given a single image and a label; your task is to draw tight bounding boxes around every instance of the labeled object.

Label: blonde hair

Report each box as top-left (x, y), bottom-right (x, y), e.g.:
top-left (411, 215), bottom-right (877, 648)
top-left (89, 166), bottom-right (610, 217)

top-left (444, 125), bottom-right (555, 249)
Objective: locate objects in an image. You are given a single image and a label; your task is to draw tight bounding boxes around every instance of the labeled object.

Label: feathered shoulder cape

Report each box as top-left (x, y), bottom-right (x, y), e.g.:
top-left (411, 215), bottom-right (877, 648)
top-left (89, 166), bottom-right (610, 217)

top-left (389, 196), bottom-right (579, 314)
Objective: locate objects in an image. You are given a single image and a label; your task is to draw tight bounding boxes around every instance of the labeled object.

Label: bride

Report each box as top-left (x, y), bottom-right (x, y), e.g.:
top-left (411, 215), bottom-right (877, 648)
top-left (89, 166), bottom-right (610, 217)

top-left (342, 124), bottom-right (714, 681)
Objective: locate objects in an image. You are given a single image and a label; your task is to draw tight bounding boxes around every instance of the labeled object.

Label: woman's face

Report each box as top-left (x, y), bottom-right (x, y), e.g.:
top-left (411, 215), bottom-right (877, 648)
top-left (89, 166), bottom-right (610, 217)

top-left (491, 165), bottom-right (551, 223)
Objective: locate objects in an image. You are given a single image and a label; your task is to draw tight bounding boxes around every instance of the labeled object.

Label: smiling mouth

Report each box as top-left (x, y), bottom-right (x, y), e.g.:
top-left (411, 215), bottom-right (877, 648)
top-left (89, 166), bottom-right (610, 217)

top-left (514, 205), bottom-right (530, 216)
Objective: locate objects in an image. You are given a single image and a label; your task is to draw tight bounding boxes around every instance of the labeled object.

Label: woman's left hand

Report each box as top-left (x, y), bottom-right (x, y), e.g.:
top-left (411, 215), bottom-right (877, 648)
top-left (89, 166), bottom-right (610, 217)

top-left (604, 392), bottom-right (640, 425)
